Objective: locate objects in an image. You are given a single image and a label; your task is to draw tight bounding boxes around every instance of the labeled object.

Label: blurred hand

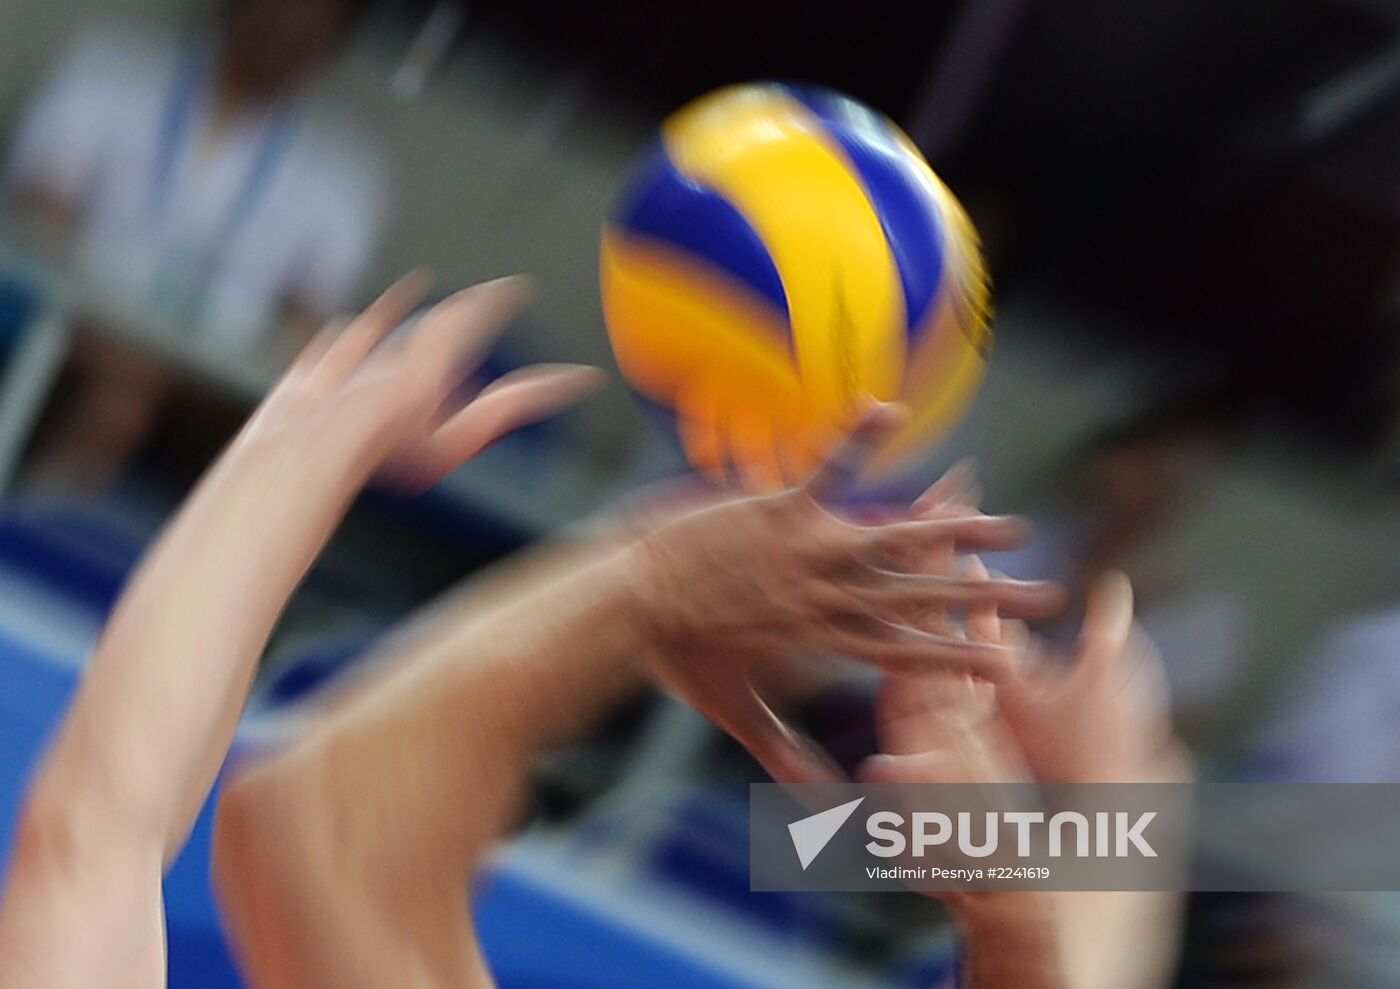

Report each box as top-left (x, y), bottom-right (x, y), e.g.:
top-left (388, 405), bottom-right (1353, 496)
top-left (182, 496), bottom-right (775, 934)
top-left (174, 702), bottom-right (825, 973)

top-left (859, 463), bottom-right (1038, 778)
top-left (242, 271), bottom-right (602, 494)
top-left (877, 459), bottom-right (1179, 786)
top-left (859, 562), bottom-right (1188, 989)
top-left (630, 406), bottom-right (1060, 782)
top-left (997, 573), bottom-right (1186, 784)
top-left (861, 555), bottom-right (1035, 819)
top-left (871, 562), bottom-right (1183, 787)
top-left (859, 572), bottom-right (1048, 930)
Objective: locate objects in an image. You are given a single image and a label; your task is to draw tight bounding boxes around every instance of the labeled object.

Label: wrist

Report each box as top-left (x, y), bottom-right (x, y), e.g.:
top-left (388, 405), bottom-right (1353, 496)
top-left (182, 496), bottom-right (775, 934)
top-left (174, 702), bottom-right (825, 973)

top-left (951, 891), bottom-right (1056, 937)
top-left (611, 536), bottom-right (679, 664)
top-left (952, 892), bottom-right (1066, 989)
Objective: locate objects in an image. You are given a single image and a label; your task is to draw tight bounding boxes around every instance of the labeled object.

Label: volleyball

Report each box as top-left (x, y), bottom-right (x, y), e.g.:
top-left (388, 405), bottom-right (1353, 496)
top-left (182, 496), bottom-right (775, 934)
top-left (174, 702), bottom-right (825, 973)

top-left (600, 82), bottom-right (993, 491)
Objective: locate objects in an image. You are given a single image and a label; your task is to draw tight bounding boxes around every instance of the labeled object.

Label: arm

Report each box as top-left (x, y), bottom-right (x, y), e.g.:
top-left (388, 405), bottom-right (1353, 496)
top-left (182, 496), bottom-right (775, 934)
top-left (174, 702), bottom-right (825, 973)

top-left (954, 895), bottom-right (1066, 989)
top-left (212, 415), bottom-right (1057, 989)
top-left (0, 273), bottom-right (597, 989)
top-left (867, 547), bottom-right (1187, 989)
top-left (995, 575), bottom-right (1191, 989)
top-left (211, 530), bottom-right (682, 989)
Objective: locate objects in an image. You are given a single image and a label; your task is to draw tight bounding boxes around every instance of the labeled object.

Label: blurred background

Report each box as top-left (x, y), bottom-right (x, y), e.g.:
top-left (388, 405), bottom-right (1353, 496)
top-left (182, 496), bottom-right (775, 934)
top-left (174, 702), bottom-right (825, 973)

top-left (5, 0), bottom-right (1400, 985)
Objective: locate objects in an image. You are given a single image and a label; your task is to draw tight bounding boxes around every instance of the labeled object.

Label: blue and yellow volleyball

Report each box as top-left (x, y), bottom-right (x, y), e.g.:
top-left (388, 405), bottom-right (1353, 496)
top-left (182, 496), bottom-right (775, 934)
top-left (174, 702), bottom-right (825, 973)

top-left (600, 82), bottom-right (993, 490)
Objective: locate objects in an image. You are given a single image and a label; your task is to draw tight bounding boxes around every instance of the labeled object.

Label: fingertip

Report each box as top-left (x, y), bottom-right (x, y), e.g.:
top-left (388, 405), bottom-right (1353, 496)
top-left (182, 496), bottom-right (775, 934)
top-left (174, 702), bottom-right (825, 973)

top-left (1003, 515), bottom-right (1034, 545)
top-left (804, 403), bottom-right (904, 501)
top-left (385, 266), bottom-right (431, 294)
top-left (952, 455), bottom-right (979, 481)
top-left (871, 400), bottom-right (910, 431)
top-left (499, 272), bottom-right (536, 303)
top-left (1044, 585), bottom-right (1070, 619)
top-left (856, 754), bottom-right (901, 785)
top-left (1085, 570), bottom-right (1135, 629)
top-left (955, 514), bottom-right (1031, 554)
top-left (844, 397), bottom-right (908, 440)
top-left (912, 457), bottom-right (979, 513)
top-left (1001, 620), bottom-right (1034, 664)
top-left (469, 273), bottom-right (535, 312)
top-left (852, 402), bottom-right (909, 450)
top-left (1098, 569), bottom-right (1135, 608)
top-left (419, 276), bottom-right (536, 368)
top-left (1078, 570), bottom-right (1136, 664)
top-left (382, 268), bottom-right (435, 312)
top-left (1006, 579), bottom-right (1068, 621)
top-left (544, 363), bottom-right (608, 398)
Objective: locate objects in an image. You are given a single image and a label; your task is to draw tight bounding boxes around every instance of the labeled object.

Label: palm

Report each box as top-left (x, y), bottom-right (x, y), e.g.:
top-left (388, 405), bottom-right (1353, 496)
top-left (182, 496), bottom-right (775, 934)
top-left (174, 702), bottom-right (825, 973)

top-left (997, 575), bottom-right (1176, 784)
top-left (633, 416), bottom-right (1061, 784)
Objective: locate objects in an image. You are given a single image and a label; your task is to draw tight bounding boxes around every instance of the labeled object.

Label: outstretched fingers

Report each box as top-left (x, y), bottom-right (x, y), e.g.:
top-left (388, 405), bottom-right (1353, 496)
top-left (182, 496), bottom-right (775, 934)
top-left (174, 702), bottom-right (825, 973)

top-left (963, 556), bottom-right (1005, 646)
top-left (402, 275), bottom-right (535, 397)
top-left (316, 270), bottom-right (434, 383)
top-left (858, 513), bottom-right (1032, 560)
top-left (398, 364), bottom-right (603, 487)
top-left (854, 568), bottom-right (1064, 622)
top-left (826, 618), bottom-right (1019, 681)
top-left (287, 313), bottom-right (351, 383)
top-left (912, 458), bottom-right (982, 515)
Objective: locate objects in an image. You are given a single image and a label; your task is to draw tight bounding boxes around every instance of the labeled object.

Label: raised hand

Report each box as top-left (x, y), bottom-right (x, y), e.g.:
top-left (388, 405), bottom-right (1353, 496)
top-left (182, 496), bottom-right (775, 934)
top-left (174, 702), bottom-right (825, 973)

top-left (862, 554), bottom-right (1033, 791)
top-left (996, 573), bottom-right (1185, 785)
top-left (629, 406), bottom-right (1059, 783)
top-left (0, 272), bottom-right (601, 989)
top-left (247, 272), bottom-right (601, 494)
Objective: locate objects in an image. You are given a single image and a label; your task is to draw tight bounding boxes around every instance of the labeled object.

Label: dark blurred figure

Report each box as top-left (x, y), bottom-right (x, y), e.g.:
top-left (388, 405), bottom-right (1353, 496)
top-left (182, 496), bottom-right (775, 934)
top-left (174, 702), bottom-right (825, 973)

top-left (6, 0), bottom-right (385, 493)
top-left (1235, 602), bottom-right (1400, 987)
top-left (1000, 398), bottom-right (1248, 716)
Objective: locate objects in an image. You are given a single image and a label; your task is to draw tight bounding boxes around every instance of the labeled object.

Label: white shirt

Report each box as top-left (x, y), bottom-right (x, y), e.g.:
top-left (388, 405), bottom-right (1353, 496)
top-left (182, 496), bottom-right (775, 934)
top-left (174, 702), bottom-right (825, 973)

top-left (990, 513), bottom-right (1249, 712)
top-left (1252, 607), bottom-right (1400, 782)
top-left (7, 25), bottom-right (386, 352)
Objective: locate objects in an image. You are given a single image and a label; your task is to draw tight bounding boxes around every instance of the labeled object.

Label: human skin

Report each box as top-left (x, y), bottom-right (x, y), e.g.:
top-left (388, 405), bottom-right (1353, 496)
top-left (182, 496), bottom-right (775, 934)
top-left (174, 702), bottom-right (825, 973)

top-left (0, 272), bottom-right (602, 989)
top-left (209, 421), bottom-right (1062, 989)
top-left (866, 542), bottom-right (1191, 989)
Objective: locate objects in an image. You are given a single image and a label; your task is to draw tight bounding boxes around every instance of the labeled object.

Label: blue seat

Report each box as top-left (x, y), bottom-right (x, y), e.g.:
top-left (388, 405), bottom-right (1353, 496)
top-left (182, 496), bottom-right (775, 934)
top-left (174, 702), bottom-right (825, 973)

top-left (0, 275), bottom-right (38, 356)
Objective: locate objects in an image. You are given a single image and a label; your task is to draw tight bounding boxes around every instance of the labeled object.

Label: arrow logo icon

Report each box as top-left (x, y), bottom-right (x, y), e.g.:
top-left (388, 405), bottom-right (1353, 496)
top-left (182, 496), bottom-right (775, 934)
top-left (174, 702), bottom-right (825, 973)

top-left (788, 797), bottom-right (865, 870)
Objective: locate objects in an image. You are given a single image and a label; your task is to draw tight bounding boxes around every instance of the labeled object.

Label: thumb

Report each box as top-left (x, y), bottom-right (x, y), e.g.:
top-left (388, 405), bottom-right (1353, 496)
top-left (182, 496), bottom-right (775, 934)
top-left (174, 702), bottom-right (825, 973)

top-left (858, 749), bottom-right (969, 786)
top-left (1076, 570), bottom-right (1135, 678)
top-left (717, 680), bottom-right (847, 786)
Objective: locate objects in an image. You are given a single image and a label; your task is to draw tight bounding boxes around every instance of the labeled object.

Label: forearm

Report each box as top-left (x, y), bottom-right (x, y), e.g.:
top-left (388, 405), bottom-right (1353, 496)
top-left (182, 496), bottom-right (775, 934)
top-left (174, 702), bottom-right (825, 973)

top-left (304, 534), bottom-right (654, 869)
top-left (951, 894), bottom-right (1067, 989)
top-left (211, 533), bottom-right (656, 989)
top-left (1056, 746), bottom-right (1191, 989)
top-left (1053, 891), bottom-right (1181, 989)
top-left (0, 431), bottom-right (368, 988)
top-left (35, 427), bottom-right (371, 862)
